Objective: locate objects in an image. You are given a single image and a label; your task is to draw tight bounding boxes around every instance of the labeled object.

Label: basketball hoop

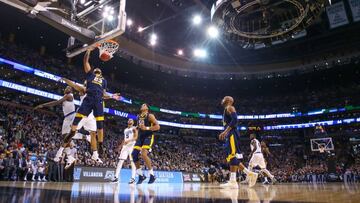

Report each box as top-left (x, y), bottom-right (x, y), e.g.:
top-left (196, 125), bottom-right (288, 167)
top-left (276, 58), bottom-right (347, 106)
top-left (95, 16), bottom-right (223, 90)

top-left (97, 40), bottom-right (119, 62)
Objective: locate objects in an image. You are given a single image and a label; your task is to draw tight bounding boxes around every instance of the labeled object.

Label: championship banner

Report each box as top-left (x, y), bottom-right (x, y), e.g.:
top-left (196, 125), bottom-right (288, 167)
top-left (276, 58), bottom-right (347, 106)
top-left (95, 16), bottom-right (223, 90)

top-left (326, 1), bottom-right (349, 28)
top-left (74, 167), bottom-right (183, 183)
top-left (348, 0), bottom-right (360, 22)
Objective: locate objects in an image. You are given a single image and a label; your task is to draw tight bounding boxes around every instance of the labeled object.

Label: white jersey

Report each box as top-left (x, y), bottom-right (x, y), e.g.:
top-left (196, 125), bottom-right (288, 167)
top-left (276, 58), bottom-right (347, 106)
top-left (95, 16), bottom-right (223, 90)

top-left (124, 127), bottom-right (136, 146)
top-left (251, 139), bottom-right (262, 154)
top-left (62, 93), bottom-right (75, 116)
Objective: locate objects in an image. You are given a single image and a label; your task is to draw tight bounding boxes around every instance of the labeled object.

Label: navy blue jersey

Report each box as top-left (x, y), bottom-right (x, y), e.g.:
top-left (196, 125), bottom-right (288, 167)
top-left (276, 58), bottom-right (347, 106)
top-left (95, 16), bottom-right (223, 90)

top-left (85, 72), bottom-right (107, 99)
top-left (137, 113), bottom-right (153, 138)
top-left (222, 107), bottom-right (238, 128)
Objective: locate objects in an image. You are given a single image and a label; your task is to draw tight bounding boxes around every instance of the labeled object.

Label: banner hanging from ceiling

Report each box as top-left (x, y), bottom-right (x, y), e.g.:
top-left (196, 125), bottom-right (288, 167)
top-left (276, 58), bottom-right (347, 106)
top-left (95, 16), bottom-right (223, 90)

top-left (326, 1), bottom-right (349, 28)
top-left (348, 0), bottom-right (360, 22)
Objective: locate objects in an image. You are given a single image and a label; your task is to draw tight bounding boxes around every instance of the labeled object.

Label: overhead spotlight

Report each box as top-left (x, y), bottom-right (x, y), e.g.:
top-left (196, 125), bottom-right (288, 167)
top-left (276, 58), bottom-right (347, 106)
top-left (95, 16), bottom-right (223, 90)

top-left (80, 0), bottom-right (86, 4)
top-left (150, 39), bottom-right (156, 46)
top-left (192, 15), bottom-right (202, 25)
top-left (149, 33), bottom-right (157, 46)
top-left (126, 19), bottom-right (133, 26)
top-left (193, 48), bottom-right (207, 58)
top-left (150, 33), bottom-right (157, 41)
top-left (138, 26), bottom-right (144, 32)
top-left (207, 25), bottom-right (219, 38)
top-left (177, 49), bottom-right (184, 56)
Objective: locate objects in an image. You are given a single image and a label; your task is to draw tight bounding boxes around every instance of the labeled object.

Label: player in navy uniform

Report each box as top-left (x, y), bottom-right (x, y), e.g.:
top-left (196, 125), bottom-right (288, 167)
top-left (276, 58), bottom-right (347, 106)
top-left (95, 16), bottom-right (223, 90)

top-left (219, 96), bottom-right (258, 188)
top-left (132, 104), bottom-right (160, 184)
top-left (54, 47), bottom-right (120, 162)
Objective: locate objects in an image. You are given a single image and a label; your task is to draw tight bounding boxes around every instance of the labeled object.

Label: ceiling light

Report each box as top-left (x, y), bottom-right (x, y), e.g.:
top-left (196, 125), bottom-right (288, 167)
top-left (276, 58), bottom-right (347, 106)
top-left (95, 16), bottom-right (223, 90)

top-left (138, 26), bottom-right (144, 32)
top-left (177, 49), bottom-right (183, 56)
top-left (207, 25), bottom-right (219, 38)
top-left (192, 15), bottom-right (202, 25)
top-left (193, 49), bottom-right (207, 58)
top-left (126, 19), bottom-right (133, 26)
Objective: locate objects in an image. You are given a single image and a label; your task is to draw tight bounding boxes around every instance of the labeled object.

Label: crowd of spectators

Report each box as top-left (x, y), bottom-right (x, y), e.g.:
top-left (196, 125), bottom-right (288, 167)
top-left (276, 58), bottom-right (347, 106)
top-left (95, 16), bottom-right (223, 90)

top-left (1, 101), bottom-right (360, 183)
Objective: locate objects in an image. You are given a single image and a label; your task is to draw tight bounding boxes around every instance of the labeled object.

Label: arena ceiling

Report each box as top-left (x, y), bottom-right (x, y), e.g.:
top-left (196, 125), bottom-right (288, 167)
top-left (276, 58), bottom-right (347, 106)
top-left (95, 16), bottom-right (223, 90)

top-left (1, 0), bottom-right (360, 76)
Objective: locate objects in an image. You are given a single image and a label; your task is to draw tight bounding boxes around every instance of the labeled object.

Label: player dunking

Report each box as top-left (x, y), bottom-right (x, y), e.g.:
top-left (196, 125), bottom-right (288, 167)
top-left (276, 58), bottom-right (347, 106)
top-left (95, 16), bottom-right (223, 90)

top-left (54, 47), bottom-right (119, 162)
top-left (60, 77), bottom-right (103, 164)
top-left (248, 134), bottom-right (276, 184)
top-left (111, 119), bottom-right (138, 183)
top-left (132, 104), bottom-right (160, 184)
top-left (219, 96), bottom-right (258, 188)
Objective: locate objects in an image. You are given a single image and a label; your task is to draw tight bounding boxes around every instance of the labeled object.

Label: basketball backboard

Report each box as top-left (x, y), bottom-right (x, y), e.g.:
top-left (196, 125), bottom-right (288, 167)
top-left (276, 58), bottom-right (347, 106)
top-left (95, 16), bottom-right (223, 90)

top-left (310, 137), bottom-right (334, 152)
top-left (0, 0), bottom-right (126, 58)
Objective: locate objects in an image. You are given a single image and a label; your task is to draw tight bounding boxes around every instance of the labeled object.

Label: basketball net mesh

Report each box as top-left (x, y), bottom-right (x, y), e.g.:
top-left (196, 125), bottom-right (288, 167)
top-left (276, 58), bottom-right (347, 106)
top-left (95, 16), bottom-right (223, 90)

top-left (98, 40), bottom-right (119, 58)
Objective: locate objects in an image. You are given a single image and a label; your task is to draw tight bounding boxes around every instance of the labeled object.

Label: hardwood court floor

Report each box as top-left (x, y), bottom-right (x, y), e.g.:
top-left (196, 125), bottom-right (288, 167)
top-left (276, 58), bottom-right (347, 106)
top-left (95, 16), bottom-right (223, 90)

top-left (0, 181), bottom-right (359, 202)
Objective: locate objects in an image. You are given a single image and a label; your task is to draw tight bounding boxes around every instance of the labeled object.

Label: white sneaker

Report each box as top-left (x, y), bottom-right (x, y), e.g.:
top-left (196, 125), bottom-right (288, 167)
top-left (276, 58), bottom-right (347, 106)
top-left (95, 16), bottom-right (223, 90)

top-left (37, 177), bottom-right (41, 181)
top-left (220, 181), bottom-right (239, 189)
top-left (42, 177), bottom-right (47, 182)
top-left (248, 172), bottom-right (259, 188)
top-left (65, 155), bottom-right (76, 169)
top-left (86, 134), bottom-right (91, 143)
top-left (91, 152), bottom-right (103, 164)
top-left (24, 178), bottom-right (27, 181)
top-left (32, 176), bottom-right (35, 181)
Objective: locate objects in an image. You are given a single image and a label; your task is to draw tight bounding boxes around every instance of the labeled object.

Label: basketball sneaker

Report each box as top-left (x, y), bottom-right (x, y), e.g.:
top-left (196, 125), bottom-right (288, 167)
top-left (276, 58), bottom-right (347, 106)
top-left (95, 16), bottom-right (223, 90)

top-left (136, 175), bottom-right (146, 184)
top-left (91, 151), bottom-right (103, 164)
top-left (248, 172), bottom-right (259, 188)
top-left (128, 178), bottom-right (136, 184)
top-left (220, 181), bottom-right (239, 189)
top-left (148, 175), bottom-right (156, 184)
top-left (65, 155), bottom-right (76, 169)
top-left (111, 177), bottom-right (119, 183)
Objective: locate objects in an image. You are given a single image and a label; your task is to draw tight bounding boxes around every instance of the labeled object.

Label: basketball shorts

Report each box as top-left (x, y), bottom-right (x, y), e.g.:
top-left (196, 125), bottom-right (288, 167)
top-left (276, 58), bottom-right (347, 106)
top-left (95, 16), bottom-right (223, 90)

top-left (134, 134), bottom-right (154, 151)
top-left (77, 111), bottom-right (97, 132)
top-left (225, 130), bottom-right (242, 164)
top-left (62, 113), bottom-right (75, 134)
top-left (119, 144), bottom-right (135, 160)
top-left (249, 153), bottom-right (267, 169)
top-left (76, 96), bottom-right (104, 124)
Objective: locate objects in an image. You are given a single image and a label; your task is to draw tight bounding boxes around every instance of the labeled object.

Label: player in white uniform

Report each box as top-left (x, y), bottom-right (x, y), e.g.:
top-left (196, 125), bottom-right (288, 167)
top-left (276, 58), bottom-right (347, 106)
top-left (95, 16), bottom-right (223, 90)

top-left (60, 78), bottom-right (102, 166)
top-left (249, 134), bottom-right (276, 183)
top-left (111, 119), bottom-right (138, 183)
top-left (35, 86), bottom-right (75, 136)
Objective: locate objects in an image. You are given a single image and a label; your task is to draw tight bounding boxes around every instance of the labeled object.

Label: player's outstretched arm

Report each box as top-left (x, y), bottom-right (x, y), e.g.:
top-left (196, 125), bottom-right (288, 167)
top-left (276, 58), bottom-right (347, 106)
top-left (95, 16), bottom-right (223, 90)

top-left (83, 48), bottom-right (94, 73)
top-left (103, 92), bottom-right (121, 100)
top-left (61, 78), bottom-right (86, 94)
top-left (34, 94), bottom-right (73, 110)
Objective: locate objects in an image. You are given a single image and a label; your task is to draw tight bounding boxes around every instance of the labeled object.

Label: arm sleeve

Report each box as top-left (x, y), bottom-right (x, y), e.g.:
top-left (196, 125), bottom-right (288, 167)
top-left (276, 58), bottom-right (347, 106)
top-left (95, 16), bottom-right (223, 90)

top-left (228, 112), bottom-right (238, 128)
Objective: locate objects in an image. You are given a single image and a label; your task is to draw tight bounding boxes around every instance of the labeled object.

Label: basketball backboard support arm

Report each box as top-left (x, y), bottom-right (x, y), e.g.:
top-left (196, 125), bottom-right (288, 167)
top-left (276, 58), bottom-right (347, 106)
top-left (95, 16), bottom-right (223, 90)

top-left (0, 0), bottom-right (126, 58)
top-left (66, 0), bottom-right (126, 58)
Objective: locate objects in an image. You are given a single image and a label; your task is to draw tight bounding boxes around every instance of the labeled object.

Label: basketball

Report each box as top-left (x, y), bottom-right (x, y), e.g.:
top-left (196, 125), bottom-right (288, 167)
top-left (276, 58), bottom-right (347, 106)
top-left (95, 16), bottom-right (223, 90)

top-left (100, 52), bottom-right (111, 62)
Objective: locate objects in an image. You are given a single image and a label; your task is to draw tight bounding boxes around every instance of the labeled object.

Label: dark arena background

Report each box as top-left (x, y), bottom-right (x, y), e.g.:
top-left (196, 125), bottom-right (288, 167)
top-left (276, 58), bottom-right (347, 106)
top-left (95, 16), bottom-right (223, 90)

top-left (0, 0), bottom-right (360, 202)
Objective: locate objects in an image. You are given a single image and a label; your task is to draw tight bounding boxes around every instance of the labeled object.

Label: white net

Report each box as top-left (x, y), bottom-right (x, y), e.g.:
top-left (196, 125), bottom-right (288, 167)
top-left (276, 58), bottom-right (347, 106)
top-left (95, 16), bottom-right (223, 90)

top-left (98, 40), bottom-right (119, 58)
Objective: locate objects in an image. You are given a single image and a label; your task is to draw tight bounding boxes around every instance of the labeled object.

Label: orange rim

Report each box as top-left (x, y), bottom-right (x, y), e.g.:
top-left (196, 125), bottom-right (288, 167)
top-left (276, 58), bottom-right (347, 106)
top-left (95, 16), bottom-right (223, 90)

top-left (96, 39), bottom-right (119, 47)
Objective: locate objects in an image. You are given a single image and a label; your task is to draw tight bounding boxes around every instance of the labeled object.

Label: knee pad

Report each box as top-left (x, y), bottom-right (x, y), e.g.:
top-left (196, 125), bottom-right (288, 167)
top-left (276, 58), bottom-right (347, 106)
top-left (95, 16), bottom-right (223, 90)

top-left (132, 149), bottom-right (140, 162)
top-left (96, 120), bottom-right (104, 129)
top-left (229, 157), bottom-right (240, 166)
